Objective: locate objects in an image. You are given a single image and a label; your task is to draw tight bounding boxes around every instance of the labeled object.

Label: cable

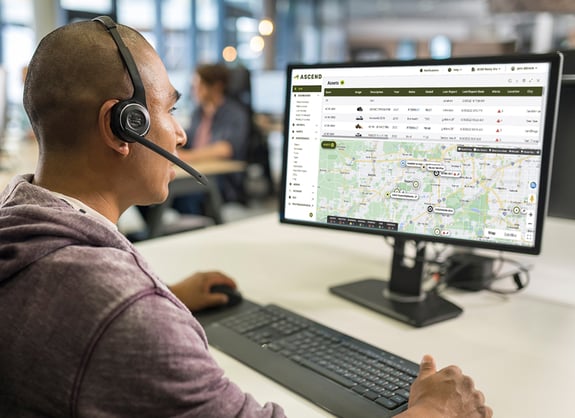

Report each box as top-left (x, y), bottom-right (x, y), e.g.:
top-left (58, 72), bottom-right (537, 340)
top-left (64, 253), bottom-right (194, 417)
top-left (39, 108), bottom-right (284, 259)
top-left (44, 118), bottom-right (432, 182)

top-left (440, 253), bottom-right (532, 295)
top-left (485, 255), bottom-right (531, 294)
top-left (380, 237), bottom-right (532, 295)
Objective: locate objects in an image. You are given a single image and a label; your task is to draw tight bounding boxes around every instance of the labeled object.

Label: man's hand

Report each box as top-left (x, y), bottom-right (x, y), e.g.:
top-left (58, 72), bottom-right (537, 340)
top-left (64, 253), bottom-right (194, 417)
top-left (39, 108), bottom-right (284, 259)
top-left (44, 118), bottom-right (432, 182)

top-left (400, 354), bottom-right (493, 418)
top-left (169, 271), bottom-right (238, 311)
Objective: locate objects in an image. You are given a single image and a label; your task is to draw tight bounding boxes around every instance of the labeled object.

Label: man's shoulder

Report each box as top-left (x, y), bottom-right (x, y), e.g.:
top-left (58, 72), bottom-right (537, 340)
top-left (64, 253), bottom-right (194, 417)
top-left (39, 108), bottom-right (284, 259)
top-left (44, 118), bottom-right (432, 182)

top-left (42, 243), bottom-right (161, 297)
top-left (12, 242), bottom-right (182, 350)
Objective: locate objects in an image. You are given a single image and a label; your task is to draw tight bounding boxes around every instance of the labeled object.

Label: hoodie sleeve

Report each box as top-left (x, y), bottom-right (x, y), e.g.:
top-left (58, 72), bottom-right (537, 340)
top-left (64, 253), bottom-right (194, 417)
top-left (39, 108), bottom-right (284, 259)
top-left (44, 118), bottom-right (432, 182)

top-left (74, 291), bottom-right (286, 418)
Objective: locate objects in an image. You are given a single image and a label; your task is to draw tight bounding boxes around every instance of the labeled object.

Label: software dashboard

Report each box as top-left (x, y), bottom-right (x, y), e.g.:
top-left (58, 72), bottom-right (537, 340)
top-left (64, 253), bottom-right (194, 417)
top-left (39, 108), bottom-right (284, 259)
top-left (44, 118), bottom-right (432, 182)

top-left (283, 58), bottom-right (559, 251)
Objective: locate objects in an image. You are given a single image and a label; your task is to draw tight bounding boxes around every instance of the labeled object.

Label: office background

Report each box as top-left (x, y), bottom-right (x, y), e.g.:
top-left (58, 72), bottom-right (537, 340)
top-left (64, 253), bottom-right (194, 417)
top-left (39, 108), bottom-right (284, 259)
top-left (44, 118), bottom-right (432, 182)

top-left (1, 0), bottom-right (575, 136)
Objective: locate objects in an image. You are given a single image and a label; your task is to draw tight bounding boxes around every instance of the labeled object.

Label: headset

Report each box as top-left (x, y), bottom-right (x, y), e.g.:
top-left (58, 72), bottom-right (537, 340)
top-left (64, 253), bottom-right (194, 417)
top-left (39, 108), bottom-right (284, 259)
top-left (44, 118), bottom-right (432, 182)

top-left (92, 16), bottom-right (207, 186)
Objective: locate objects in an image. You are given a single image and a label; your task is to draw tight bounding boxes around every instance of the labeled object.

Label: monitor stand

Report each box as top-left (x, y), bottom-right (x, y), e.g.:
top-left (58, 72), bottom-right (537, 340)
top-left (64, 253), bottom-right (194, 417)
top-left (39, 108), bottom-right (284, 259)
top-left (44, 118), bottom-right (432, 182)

top-left (330, 238), bottom-right (462, 327)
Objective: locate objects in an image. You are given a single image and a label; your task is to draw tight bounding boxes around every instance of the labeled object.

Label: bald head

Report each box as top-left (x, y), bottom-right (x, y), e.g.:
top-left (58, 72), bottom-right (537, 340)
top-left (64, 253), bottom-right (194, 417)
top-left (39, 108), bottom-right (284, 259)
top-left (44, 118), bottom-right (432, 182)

top-left (23, 20), bottom-right (151, 152)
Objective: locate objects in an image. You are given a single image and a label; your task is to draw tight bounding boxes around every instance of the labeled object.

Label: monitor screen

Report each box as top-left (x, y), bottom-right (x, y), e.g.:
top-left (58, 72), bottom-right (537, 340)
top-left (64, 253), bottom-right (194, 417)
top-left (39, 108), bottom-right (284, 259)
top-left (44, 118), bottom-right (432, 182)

top-left (279, 53), bottom-right (563, 326)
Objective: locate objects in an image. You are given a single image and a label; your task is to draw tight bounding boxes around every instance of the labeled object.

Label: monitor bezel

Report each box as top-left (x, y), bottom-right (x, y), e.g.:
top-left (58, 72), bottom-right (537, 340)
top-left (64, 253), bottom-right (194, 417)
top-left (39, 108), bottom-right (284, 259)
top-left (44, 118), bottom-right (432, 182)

top-left (279, 52), bottom-right (563, 256)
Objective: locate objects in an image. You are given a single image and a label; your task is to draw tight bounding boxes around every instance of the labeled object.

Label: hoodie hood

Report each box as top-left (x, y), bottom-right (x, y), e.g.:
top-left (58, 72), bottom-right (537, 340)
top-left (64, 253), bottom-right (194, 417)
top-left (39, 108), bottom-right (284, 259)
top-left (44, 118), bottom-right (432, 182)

top-left (0, 175), bottom-right (133, 283)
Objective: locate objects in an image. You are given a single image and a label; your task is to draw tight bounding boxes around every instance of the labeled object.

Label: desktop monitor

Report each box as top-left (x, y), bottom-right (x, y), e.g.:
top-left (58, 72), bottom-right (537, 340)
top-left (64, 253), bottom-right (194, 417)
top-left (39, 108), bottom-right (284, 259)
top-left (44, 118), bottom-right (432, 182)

top-left (279, 53), bottom-right (563, 327)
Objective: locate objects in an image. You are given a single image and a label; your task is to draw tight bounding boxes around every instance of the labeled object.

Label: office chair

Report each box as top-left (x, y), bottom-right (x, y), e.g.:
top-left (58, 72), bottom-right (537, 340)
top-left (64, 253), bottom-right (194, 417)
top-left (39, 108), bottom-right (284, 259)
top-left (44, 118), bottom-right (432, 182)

top-left (226, 65), bottom-right (275, 202)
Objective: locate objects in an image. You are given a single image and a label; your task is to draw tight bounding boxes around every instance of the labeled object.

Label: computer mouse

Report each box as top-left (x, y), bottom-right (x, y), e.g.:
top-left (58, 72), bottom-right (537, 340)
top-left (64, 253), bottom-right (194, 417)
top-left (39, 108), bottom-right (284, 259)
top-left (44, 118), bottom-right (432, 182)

top-left (210, 284), bottom-right (243, 307)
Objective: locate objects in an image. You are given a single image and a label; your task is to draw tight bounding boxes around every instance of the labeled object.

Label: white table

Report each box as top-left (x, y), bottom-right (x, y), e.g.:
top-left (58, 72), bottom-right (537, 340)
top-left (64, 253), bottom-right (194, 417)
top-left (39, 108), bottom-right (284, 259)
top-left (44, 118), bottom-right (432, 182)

top-left (136, 213), bottom-right (575, 418)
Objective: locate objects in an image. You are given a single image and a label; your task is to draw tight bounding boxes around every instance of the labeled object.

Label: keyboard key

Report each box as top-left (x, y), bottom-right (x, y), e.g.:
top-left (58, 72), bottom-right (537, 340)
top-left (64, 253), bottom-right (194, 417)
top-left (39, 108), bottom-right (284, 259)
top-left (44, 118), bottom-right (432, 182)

top-left (376, 397), bottom-right (399, 409)
top-left (363, 390), bottom-right (381, 401)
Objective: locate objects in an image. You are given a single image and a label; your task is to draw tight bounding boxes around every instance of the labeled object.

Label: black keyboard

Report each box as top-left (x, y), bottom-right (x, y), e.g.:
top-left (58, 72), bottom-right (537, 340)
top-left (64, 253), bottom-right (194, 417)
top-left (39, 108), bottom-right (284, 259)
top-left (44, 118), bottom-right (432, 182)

top-left (202, 304), bottom-right (419, 418)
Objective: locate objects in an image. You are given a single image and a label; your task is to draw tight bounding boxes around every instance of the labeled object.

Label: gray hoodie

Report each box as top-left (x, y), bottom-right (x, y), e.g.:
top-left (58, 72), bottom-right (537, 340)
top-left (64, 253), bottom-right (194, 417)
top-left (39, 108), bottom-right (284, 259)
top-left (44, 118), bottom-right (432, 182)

top-left (0, 174), bottom-right (284, 417)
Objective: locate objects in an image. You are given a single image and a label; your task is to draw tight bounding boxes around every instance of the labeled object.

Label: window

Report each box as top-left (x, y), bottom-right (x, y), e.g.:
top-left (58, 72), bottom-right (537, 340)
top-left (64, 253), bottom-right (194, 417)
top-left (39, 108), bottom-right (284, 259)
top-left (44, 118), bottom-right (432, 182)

top-left (1, 0), bottom-right (34, 132)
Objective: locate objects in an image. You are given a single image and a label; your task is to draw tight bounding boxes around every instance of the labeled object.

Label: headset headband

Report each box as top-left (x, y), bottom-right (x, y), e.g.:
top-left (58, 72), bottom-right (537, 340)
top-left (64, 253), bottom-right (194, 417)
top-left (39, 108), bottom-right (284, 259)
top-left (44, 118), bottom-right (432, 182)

top-left (92, 16), bottom-right (147, 107)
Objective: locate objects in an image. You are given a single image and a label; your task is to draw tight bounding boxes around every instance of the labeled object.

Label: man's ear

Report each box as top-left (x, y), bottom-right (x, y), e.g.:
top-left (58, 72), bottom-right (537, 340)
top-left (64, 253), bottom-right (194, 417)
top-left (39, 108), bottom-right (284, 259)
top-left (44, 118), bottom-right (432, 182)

top-left (98, 99), bottom-right (130, 157)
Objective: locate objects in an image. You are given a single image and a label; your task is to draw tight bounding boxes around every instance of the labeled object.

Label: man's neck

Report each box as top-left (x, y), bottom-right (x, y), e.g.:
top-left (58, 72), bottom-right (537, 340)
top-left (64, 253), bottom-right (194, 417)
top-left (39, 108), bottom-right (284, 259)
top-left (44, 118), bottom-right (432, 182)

top-left (48, 189), bottom-right (118, 230)
top-left (33, 165), bottom-right (122, 224)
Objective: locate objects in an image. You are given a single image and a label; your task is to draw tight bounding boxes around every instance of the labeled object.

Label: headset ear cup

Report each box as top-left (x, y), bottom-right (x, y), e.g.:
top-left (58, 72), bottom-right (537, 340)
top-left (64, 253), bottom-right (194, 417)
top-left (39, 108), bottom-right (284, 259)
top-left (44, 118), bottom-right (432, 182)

top-left (110, 101), bottom-right (130, 142)
top-left (110, 100), bottom-right (151, 142)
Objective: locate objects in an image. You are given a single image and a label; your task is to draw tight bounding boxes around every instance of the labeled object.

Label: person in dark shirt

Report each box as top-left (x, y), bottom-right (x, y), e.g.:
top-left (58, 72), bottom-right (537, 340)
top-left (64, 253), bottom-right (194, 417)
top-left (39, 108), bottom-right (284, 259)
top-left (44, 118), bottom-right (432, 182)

top-left (173, 63), bottom-right (251, 213)
top-left (182, 63), bottom-right (250, 163)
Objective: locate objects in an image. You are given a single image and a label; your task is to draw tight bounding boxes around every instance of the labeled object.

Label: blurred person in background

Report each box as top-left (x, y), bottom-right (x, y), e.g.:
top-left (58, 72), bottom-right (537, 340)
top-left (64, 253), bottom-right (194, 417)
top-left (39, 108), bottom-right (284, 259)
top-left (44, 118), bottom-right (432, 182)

top-left (174, 63), bottom-right (251, 214)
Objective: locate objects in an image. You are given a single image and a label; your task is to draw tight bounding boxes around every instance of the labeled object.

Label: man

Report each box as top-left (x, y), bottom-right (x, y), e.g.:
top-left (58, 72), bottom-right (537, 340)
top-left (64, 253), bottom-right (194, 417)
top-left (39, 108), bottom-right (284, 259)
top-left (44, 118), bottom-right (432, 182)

top-left (182, 63), bottom-right (250, 164)
top-left (172, 63), bottom-right (251, 212)
top-left (0, 19), bottom-right (492, 417)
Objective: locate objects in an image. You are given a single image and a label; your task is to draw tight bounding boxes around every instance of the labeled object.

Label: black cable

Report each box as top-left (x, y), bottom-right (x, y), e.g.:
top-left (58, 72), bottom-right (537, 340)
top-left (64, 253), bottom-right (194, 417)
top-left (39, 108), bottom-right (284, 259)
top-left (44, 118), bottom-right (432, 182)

top-left (440, 254), bottom-right (531, 295)
top-left (485, 256), bottom-right (531, 295)
top-left (380, 237), bottom-right (532, 295)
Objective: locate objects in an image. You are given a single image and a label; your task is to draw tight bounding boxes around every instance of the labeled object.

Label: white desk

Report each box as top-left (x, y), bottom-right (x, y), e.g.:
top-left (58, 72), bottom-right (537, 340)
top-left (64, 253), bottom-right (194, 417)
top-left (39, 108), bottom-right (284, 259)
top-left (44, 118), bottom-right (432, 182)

top-left (136, 213), bottom-right (575, 418)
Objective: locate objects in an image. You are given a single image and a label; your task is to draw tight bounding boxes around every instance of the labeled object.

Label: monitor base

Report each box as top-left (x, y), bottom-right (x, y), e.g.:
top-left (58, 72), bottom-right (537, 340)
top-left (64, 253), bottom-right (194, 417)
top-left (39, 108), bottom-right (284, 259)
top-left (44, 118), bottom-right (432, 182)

top-left (330, 278), bottom-right (463, 328)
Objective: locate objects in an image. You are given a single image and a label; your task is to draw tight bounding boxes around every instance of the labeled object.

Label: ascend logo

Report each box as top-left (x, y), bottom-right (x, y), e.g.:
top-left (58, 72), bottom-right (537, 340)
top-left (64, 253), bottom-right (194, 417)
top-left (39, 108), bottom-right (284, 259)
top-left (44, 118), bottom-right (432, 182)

top-left (294, 73), bottom-right (323, 80)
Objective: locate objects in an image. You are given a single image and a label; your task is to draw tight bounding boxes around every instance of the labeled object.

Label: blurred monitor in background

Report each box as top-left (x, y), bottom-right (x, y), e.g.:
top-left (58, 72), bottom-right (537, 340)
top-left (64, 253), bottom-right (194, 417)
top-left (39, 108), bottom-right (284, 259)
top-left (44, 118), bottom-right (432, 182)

top-left (251, 70), bottom-right (286, 117)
